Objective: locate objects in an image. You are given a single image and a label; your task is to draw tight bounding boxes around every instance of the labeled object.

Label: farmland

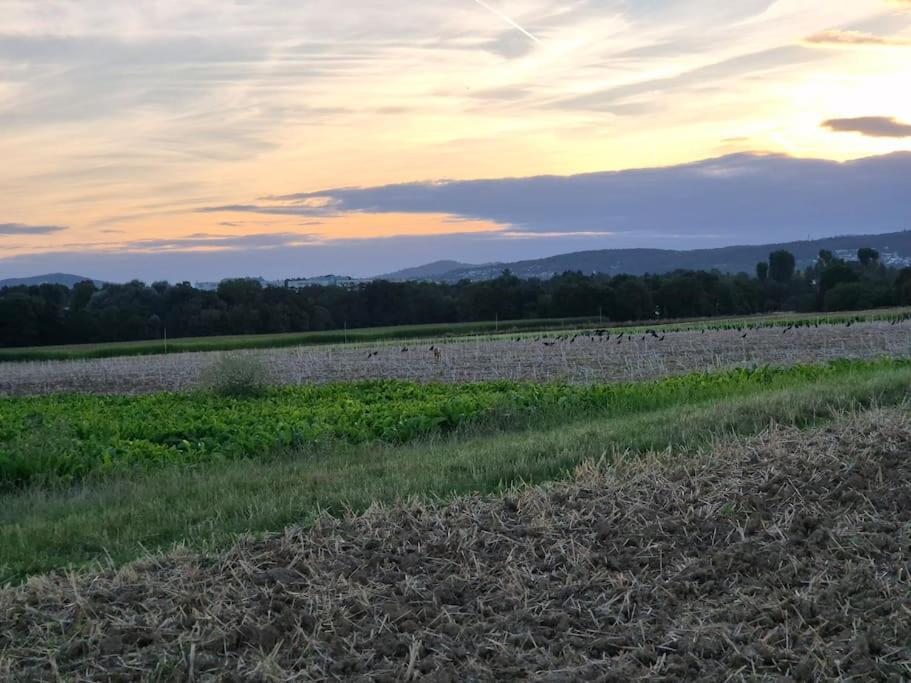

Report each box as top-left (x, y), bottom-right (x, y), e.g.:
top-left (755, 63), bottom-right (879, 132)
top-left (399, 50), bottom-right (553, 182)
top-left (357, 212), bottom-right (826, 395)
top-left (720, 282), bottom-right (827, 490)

top-left (1, 307), bottom-right (907, 364)
top-left (2, 361), bottom-right (904, 490)
top-left (2, 315), bottom-right (910, 396)
top-left (2, 312), bottom-right (911, 678)
top-left (0, 316), bottom-right (606, 362)
top-left (4, 408), bottom-right (911, 680)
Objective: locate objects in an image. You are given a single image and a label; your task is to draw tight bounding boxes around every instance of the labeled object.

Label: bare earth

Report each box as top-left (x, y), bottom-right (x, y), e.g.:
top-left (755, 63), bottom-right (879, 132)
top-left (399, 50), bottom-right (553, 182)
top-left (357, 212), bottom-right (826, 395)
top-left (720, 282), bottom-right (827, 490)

top-left (2, 320), bottom-right (910, 396)
top-left (2, 409), bottom-right (910, 681)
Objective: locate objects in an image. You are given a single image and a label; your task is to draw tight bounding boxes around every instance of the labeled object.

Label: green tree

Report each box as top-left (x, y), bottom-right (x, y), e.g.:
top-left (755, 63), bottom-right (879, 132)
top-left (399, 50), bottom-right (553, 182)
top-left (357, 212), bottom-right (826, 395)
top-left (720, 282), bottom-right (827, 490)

top-left (755, 261), bottom-right (768, 282)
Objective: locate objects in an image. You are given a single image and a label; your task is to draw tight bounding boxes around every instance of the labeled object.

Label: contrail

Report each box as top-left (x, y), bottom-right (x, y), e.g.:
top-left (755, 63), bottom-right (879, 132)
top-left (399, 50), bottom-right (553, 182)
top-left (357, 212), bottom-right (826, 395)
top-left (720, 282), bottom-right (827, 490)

top-left (470, 0), bottom-right (541, 43)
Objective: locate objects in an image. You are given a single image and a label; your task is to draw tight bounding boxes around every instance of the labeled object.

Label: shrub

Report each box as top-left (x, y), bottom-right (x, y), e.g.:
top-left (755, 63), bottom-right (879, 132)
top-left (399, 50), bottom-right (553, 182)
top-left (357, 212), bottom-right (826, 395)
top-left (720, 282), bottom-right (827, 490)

top-left (200, 353), bottom-right (269, 398)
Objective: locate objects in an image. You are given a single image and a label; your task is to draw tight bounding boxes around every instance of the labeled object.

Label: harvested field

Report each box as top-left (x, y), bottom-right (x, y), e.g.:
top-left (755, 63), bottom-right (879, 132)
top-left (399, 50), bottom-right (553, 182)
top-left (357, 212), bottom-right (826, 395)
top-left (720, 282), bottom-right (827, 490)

top-left (2, 319), bottom-right (910, 396)
top-left (3, 409), bottom-right (910, 681)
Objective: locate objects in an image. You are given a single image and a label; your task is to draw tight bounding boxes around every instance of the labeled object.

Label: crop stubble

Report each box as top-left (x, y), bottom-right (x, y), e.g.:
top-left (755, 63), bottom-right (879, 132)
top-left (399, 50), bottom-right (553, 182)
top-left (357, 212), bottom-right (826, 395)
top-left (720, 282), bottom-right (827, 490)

top-left (2, 320), bottom-right (909, 396)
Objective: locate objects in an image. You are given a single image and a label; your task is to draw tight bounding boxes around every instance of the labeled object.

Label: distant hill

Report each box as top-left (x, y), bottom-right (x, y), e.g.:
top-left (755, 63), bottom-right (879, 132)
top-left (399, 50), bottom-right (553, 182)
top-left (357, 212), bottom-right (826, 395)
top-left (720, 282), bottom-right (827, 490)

top-left (380, 260), bottom-right (481, 281)
top-left (391, 231), bottom-right (911, 282)
top-left (0, 273), bottom-right (102, 288)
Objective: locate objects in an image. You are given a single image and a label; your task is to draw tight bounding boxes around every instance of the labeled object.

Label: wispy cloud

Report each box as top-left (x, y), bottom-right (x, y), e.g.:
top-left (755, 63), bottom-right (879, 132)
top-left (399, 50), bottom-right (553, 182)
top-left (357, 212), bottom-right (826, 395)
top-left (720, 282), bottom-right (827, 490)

top-left (806, 29), bottom-right (911, 46)
top-left (122, 232), bottom-right (318, 253)
top-left (823, 117), bottom-right (911, 138)
top-left (0, 222), bottom-right (67, 235)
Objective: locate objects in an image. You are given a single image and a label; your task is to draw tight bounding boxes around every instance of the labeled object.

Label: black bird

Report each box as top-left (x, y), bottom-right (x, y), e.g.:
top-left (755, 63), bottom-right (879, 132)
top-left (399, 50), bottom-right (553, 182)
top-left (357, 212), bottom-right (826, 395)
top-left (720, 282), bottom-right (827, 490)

top-left (742, 332), bottom-right (748, 339)
top-left (658, 335), bottom-right (665, 341)
top-left (401, 347), bottom-right (409, 352)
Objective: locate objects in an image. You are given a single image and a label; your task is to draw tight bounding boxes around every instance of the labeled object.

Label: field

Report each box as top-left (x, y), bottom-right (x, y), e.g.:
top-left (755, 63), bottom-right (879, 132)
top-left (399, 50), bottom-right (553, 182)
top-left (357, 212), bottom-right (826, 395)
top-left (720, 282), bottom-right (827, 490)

top-left (2, 315), bottom-right (910, 396)
top-left (1, 307), bottom-right (907, 364)
top-left (2, 311), bottom-right (911, 678)
top-left (2, 361), bottom-right (905, 490)
top-left (4, 410), bottom-right (910, 680)
top-left (0, 317), bottom-right (607, 362)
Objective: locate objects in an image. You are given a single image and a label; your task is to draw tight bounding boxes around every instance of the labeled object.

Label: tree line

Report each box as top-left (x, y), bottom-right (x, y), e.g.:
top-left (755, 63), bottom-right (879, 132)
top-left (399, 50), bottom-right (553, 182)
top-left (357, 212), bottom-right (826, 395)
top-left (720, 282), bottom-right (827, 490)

top-left (2, 247), bottom-right (909, 348)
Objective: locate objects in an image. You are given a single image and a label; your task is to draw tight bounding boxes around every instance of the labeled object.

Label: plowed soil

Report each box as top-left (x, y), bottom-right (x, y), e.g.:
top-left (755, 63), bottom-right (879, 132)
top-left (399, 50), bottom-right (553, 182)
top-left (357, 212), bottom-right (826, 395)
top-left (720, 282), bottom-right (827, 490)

top-left (2, 409), bottom-right (910, 681)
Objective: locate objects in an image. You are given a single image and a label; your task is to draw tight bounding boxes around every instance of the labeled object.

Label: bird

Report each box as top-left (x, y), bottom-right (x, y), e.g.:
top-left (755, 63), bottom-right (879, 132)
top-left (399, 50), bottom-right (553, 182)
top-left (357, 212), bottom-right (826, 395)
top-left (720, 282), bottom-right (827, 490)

top-left (401, 347), bottom-right (409, 353)
top-left (742, 332), bottom-right (748, 339)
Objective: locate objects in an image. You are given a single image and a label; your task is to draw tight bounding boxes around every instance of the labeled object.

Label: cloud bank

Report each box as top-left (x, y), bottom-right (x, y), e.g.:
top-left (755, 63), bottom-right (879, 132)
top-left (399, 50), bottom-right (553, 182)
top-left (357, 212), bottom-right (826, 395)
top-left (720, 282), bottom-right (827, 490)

top-left (200, 152), bottom-right (911, 247)
top-left (823, 117), bottom-right (911, 137)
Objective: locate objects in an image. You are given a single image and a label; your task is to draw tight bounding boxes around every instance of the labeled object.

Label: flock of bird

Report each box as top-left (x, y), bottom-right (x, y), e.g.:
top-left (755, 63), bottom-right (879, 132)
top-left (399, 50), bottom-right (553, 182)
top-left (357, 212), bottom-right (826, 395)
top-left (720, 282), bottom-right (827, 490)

top-left (360, 316), bottom-right (907, 360)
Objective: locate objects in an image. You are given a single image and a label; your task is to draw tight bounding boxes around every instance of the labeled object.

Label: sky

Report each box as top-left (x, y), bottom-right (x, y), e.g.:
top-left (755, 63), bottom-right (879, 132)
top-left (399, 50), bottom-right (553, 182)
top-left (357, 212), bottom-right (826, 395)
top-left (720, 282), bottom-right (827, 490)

top-left (1, 0), bottom-right (910, 282)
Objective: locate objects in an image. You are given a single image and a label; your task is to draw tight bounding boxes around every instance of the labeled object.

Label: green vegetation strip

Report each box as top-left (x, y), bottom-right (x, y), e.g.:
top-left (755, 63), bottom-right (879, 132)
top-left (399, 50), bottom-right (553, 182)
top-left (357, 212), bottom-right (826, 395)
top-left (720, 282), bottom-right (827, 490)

top-left (0, 360), bottom-right (904, 489)
top-left (2, 358), bottom-right (910, 583)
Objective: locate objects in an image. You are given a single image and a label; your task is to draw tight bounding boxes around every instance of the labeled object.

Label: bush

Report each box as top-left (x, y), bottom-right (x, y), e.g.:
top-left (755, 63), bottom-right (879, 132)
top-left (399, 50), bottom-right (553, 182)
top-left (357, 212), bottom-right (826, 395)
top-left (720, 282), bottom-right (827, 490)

top-left (200, 353), bottom-right (269, 398)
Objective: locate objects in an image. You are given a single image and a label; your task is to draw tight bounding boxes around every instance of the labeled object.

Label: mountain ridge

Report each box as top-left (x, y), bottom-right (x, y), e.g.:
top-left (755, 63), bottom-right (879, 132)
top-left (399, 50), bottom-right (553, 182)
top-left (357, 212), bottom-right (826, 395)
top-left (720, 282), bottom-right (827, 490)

top-left (377, 230), bottom-right (911, 283)
top-left (0, 273), bottom-right (103, 288)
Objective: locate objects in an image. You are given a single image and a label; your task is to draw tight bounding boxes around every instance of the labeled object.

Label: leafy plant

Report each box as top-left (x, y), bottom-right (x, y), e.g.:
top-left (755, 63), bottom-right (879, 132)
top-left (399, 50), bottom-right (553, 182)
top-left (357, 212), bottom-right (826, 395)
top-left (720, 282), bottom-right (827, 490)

top-left (1, 358), bottom-right (907, 490)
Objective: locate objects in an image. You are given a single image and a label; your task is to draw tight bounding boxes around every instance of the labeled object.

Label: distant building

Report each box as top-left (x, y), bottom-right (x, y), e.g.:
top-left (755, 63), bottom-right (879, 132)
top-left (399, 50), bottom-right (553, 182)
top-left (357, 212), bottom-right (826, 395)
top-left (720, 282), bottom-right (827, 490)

top-left (285, 275), bottom-right (362, 289)
top-left (830, 249), bottom-right (911, 268)
top-left (194, 281), bottom-right (219, 291)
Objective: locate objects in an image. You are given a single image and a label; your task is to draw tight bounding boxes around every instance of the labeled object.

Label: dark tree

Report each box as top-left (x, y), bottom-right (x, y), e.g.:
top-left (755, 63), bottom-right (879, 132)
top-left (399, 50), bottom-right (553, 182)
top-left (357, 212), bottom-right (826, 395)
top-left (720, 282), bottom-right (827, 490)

top-left (768, 250), bottom-right (796, 283)
top-left (858, 247), bottom-right (880, 267)
top-left (756, 262), bottom-right (769, 282)
top-left (819, 262), bottom-right (859, 295)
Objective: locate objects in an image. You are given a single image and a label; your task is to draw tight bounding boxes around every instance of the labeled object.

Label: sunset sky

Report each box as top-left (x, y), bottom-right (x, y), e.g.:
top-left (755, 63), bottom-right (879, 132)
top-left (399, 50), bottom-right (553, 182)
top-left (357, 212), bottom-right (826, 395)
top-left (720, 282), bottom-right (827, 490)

top-left (1, 0), bottom-right (910, 282)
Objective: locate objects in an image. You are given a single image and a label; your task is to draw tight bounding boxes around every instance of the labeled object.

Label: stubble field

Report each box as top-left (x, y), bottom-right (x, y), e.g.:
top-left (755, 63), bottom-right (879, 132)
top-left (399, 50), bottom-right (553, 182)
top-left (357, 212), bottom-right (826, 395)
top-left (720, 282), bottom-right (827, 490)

top-left (1, 319), bottom-right (909, 397)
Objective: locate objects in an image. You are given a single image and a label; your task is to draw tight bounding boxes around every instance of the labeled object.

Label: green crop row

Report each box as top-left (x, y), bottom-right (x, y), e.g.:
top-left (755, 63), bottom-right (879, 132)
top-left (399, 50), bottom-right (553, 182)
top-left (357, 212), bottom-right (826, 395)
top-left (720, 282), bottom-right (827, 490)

top-left (2, 359), bottom-right (905, 490)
